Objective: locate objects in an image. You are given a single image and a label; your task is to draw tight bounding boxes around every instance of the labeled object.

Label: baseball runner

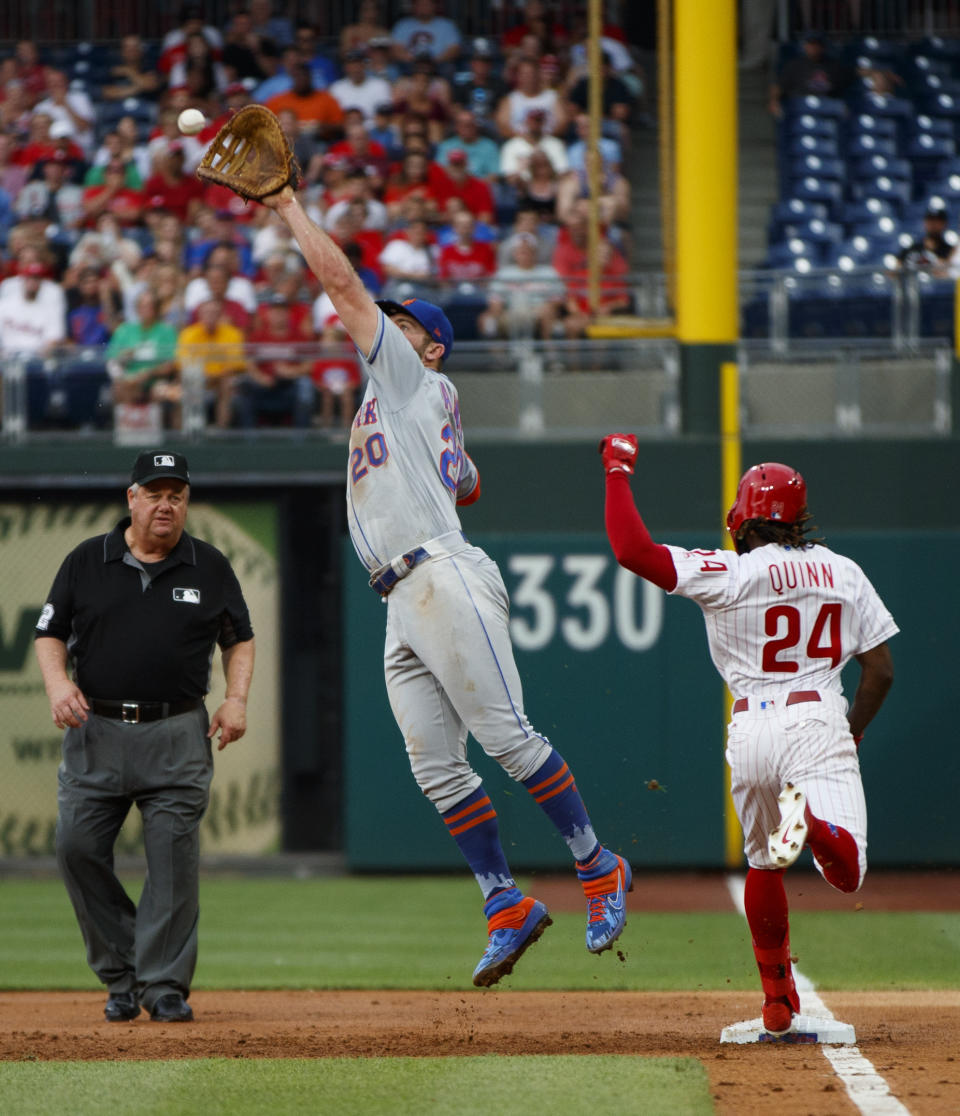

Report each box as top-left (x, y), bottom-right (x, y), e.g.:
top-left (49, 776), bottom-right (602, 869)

top-left (599, 436), bottom-right (897, 1035)
top-left (195, 108), bottom-right (631, 986)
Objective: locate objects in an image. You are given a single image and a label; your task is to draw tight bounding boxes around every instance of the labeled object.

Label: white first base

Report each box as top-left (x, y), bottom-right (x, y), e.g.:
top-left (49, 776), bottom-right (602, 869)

top-left (720, 1014), bottom-right (856, 1045)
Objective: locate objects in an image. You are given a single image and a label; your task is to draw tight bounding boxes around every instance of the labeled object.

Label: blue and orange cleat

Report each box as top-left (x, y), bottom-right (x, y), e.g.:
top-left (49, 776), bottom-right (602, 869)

top-left (577, 849), bottom-right (633, 954)
top-left (472, 896), bottom-right (552, 988)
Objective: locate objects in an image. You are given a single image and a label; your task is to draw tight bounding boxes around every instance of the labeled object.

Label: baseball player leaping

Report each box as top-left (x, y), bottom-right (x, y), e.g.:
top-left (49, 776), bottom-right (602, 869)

top-left (599, 436), bottom-right (897, 1036)
top-left (261, 187), bottom-right (631, 986)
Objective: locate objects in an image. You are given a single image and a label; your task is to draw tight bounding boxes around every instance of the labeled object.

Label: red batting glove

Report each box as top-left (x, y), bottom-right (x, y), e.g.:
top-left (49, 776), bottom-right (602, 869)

top-left (599, 433), bottom-right (638, 475)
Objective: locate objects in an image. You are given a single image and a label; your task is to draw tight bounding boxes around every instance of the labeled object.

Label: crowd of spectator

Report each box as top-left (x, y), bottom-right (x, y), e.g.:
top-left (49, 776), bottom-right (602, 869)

top-left (0, 0), bottom-right (643, 433)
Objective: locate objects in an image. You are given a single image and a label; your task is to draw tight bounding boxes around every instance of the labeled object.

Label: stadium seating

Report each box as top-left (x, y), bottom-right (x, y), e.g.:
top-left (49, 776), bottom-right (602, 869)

top-left (764, 33), bottom-right (960, 341)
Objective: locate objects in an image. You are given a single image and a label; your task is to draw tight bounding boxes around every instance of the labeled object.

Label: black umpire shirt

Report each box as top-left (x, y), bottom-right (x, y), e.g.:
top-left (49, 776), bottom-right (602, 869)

top-left (35, 517), bottom-right (254, 702)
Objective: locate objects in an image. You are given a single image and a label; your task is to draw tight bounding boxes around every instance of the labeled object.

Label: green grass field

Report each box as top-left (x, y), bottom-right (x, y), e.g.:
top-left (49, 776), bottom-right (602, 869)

top-left (1, 875), bottom-right (956, 1114)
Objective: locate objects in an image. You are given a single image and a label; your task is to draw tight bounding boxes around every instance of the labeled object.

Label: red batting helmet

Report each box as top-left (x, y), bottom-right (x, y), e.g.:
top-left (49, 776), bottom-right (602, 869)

top-left (726, 463), bottom-right (807, 538)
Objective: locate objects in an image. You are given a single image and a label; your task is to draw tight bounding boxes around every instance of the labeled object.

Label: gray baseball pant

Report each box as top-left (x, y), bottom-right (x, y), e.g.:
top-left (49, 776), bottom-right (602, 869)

top-left (55, 706), bottom-right (212, 1011)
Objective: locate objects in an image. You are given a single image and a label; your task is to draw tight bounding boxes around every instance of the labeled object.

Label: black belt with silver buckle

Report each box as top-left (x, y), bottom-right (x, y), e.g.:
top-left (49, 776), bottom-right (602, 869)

top-left (90, 698), bottom-right (203, 724)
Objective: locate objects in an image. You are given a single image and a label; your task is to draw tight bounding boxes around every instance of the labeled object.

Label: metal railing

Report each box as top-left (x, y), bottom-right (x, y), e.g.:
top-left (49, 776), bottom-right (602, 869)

top-left (1, 325), bottom-right (952, 445)
top-left (776, 0), bottom-right (960, 39)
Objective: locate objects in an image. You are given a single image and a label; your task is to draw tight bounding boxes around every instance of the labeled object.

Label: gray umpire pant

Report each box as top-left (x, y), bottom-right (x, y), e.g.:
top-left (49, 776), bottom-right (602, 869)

top-left (55, 706), bottom-right (212, 1011)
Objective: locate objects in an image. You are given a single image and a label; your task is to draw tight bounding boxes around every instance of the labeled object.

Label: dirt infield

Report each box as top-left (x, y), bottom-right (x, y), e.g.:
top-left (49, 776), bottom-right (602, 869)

top-left (2, 989), bottom-right (958, 1114)
top-left (1, 871), bottom-right (957, 1114)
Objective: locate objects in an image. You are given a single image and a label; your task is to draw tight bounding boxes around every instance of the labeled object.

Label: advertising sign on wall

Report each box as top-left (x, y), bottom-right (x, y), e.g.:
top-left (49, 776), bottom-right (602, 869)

top-left (0, 502), bottom-right (280, 858)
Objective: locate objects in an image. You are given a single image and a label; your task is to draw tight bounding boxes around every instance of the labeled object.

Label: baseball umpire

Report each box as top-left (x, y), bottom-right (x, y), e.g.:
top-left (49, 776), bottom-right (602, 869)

top-left (599, 437), bottom-right (897, 1036)
top-left (34, 450), bottom-right (255, 1023)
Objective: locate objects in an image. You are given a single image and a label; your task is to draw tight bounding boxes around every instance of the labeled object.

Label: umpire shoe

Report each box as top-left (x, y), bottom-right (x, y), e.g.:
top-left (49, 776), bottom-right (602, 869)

top-left (577, 849), bottom-right (633, 954)
top-left (472, 897), bottom-right (552, 988)
top-left (149, 993), bottom-right (194, 1022)
top-left (769, 783), bottom-right (809, 868)
top-left (104, 991), bottom-right (141, 1022)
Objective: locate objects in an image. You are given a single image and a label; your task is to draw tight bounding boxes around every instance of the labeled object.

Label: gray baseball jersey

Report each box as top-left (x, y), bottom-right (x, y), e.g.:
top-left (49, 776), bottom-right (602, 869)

top-left (347, 309), bottom-right (551, 814)
top-left (666, 540), bottom-right (898, 875)
top-left (348, 310), bottom-right (478, 573)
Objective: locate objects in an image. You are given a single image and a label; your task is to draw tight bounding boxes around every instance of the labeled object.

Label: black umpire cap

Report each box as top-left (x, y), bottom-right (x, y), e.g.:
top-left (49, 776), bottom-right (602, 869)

top-left (131, 450), bottom-right (191, 486)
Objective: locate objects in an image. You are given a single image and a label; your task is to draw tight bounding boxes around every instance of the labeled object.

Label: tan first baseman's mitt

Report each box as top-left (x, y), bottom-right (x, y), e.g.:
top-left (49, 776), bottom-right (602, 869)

top-left (196, 104), bottom-right (300, 201)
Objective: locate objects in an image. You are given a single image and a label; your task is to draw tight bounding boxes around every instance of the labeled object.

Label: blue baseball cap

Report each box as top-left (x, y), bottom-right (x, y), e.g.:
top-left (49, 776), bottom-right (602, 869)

top-left (377, 297), bottom-right (454, 359)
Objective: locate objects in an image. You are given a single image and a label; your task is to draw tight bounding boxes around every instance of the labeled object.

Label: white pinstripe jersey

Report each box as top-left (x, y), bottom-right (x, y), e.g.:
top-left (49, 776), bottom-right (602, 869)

top-left (346, 310), bottom-right (479, 573)
top-left (665, 542), bottom-right (898, 697)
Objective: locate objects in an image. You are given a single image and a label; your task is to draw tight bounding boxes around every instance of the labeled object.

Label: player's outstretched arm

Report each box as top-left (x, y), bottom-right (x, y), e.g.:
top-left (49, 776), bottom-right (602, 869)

top-left (847, 641), bottom-right (894, 743)
top-left (262, 187), bottom-right (379, 356)
top-left (599, 434), bottom-right (678, 591)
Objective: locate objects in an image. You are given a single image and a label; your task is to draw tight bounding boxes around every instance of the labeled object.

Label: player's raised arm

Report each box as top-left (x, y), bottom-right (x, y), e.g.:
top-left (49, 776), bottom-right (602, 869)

top-left (263, 187), bottom-right (380, 356)
top-left (599, 434), bottom-right (678, 591)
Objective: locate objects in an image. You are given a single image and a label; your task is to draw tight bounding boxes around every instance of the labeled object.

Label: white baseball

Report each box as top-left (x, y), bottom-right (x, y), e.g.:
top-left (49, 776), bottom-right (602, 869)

top-left (177, 108), bottom-right (206, 135)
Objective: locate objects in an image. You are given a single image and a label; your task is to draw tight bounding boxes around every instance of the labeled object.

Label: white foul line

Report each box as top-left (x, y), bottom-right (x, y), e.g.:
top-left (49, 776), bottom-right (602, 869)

top-left (725, 873), bottom-right (910, 1116)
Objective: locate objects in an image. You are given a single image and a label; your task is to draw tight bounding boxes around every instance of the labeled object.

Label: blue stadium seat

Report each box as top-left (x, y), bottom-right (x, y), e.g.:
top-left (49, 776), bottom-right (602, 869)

top-left (902, 196), bottom-right (955, 223)
top-left (850, 35), bottom-right (906, 65)
top-left (913, 35), bottom-right (960, 63)
top-left (914, 113), bottom-right (956, 138)
top-left (851, 93), bottom-right (914, 124)
top-left (922, 173), bottom-right (960, 201)
top-left (851, 175), bottom-right (911, 207)
top-left (771, 218), bottom-right (844, 248)
top-left (770, 198), bottom-right (830, 224)
top-left (851, 216), bottom-right (901, 240)
top-left (916, 272), bottom-right (956, 338)
top-left (99, 97), bottom-right (157, 134)
top-left (931, 156), bottom-right (960, 178)
top-left (741, 295), bottom-right (769, 339)
top-left (849, 113), bottom-right (900, 139)
top-left (851, 155), bottom-right (912, 182)
top-left (440, 292), bottom-right (486, 342)
top-left (56, 359), bottom-right (112, 428)
top-left (25, 364), bottom-right (51, 428)
top-left (785, 113), bottom-right (840, 140)
top-left (909, 135), bottom-right (959, 192)
top-left (840, 197), bottom-right (897, 224)
top-left (766, 238), bottom-right (824, 268)
top-left (785, 133), bottom-right (840, 159)
top-left (907, 133), bottom-right (957, 161)
top-left (825, 235), bottom-right (900, 269)
top-left (847, 134), bottom-right (899, 159)
top-left (791, 175), bottom-right (844, 212)
top-left (787, 155), bottom-right (845, 182)
top-left (920, 93), bottom-right (960, 121)
top-left (913, 72), bottom-right (960, 98)
top-left (784, 94), bottom-right (847, 119)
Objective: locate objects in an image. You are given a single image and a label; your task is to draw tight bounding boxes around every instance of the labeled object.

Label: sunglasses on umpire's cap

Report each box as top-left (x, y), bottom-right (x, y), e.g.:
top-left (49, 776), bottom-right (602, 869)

top-left (376, 298), bottom-right (454, 359)
top-left (131, 450), bottom-right (190, 486)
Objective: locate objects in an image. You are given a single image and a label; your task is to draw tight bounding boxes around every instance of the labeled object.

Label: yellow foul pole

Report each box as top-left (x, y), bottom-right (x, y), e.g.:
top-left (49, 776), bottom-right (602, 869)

top-left (674, 0), bottom-right (741, 865)
top-left (720, 361), bottom-right (743, 867)
top-left (674, 0), bottom-right (737, 346)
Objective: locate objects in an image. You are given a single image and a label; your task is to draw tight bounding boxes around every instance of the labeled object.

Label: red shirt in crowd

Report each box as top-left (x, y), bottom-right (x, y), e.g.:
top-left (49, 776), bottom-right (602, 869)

top-left (437, 239), bottom-right (496, 281)
top-left (311, 341), bottom-right (362, 392)
top-left (564, 250), bottom-right (631, 312)
top-left (445, 174), bottom-right (495, 222)
top-left (81, 183), bottom-right (146, 226)
top-left (383, 172), bottom-right (453, 215)
top-left (201, 182), bottom-right (258, 222)
top-left (142, 172), bottom-right (205, 223)
top-left (250, 306), bottom-right (313, 350)
top-left (189, 297), bottom-right (250, 332)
